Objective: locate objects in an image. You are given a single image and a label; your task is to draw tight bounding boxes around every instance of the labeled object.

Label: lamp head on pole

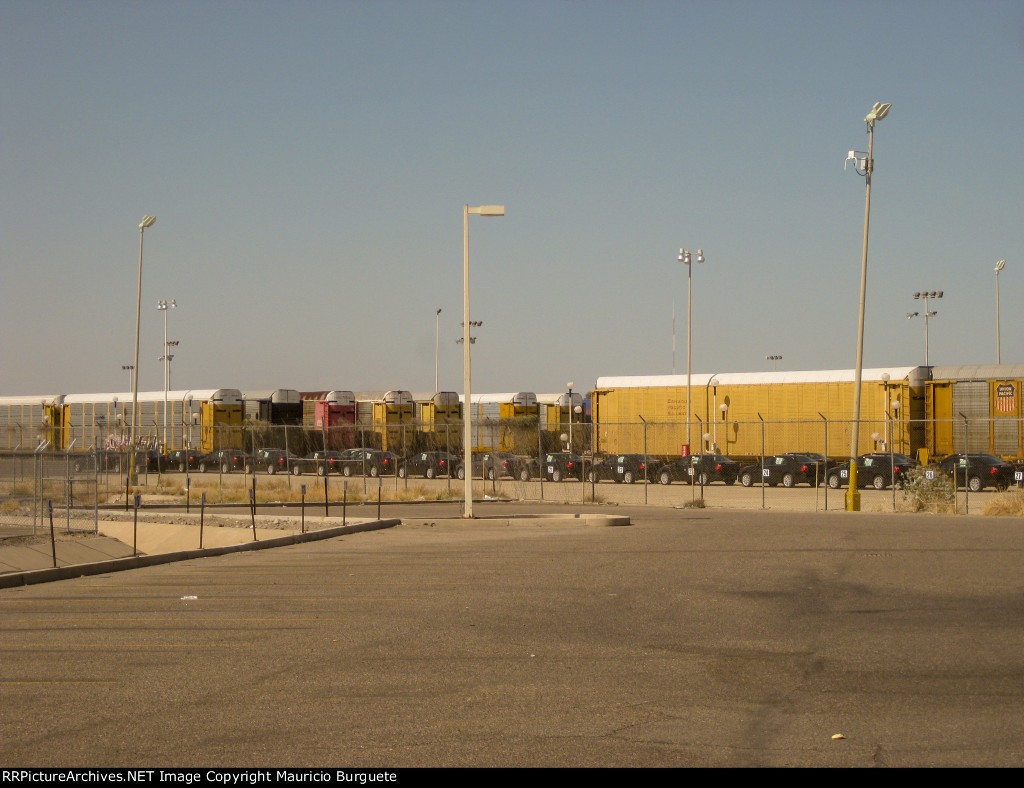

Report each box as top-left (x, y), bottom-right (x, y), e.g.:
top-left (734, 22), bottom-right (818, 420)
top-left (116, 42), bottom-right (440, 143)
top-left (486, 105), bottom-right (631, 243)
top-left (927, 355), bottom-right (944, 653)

top-left (678, 248), bottom-right (705, 266)
top-left (995, 259), bottom-right (1006, 273)
top-left (865, 102), bottom-right (892, 124)
top-left (139, 215), bottom-right (157, 230)
top-left (467, 205), bottom-right (505, 217)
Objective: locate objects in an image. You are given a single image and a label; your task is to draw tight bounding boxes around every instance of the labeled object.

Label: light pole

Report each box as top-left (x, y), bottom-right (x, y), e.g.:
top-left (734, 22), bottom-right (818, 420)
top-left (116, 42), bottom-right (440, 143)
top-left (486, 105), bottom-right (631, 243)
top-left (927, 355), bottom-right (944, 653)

top-left (845, 101), bottom-right (891, 511)
top-left (906, 290), bottom-right (942, 366)
top-left (995, 260), bottom-right (1006, 363)
top-left (129, 215), bottom-right (156, 483)
top-left (678, 247), bottom-right (705, 458)
top-left (157, 299), bottom-right (176, 451)
top-left (567, 382), bottom-right (574, 451)
top-left (122, 364), bottom-right (134, 392)
top-left (766, 355), bottom-right (782, 371)
top-left (463, 204), bottom-right (504, 518)
top-left (434, 308), bottom-right (442, 392)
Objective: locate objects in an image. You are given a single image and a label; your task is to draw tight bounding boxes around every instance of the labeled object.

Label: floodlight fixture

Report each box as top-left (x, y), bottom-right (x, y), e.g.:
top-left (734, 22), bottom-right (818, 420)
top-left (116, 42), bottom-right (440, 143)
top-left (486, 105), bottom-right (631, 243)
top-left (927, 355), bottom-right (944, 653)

top-left (865, 102), bottom-right (892, 123)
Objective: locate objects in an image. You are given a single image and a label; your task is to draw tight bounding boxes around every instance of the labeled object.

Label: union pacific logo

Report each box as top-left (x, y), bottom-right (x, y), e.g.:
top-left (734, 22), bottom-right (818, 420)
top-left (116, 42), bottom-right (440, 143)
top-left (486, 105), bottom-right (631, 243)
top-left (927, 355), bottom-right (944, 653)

top-left (995, 383), bottom-right (1017, 413)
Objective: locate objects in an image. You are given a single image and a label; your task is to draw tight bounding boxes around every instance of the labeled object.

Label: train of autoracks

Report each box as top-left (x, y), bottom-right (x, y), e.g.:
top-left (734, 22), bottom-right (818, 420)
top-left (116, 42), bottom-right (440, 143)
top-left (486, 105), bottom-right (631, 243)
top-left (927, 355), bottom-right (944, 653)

top-left (1, 363), bottom-right (1023, 464)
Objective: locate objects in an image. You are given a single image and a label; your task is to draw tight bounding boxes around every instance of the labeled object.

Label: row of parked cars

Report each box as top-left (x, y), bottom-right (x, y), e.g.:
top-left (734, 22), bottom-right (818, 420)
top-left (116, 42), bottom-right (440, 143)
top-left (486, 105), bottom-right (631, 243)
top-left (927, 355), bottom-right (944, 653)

top-left (88, 447), bottom-right (1024, 491)
top-left (525, 450), bottom-right (1022, 492)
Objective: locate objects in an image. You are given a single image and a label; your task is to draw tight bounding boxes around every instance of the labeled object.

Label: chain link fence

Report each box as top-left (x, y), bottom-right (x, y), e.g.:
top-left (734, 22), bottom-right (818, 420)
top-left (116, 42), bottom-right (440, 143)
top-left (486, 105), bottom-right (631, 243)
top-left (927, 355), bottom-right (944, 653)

top-left (3, 415), bottom-right (1020, 520)
top-left (0, 452), bottom-right (99, 535)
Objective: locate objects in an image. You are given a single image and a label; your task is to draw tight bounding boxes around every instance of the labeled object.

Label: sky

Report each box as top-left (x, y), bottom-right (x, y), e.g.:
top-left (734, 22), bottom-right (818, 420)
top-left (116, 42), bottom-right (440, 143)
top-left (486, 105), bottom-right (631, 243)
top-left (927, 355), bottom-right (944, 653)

top-left (2, 0), bottom-right (1023, 399)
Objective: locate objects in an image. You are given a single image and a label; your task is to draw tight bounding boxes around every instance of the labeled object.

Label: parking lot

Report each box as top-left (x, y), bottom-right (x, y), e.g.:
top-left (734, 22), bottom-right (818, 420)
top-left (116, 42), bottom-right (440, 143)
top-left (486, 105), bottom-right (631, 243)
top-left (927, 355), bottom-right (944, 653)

top-left (2, 503), bottom-right (1023, 767)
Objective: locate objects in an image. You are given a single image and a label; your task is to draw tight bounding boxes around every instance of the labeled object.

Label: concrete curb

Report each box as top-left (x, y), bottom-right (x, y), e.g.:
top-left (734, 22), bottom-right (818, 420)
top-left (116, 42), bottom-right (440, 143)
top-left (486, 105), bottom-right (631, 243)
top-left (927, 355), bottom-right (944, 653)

top-left (398, 513), bottom-right (632, 528)
top-left (0, 519), bottom-right (400, 589)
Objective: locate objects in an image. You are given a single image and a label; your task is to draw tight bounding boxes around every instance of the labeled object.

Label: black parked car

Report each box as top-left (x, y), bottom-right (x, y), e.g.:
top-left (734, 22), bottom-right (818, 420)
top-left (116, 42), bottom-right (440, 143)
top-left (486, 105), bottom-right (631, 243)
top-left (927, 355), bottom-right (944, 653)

top-left (588, 454), bottom-right (662, 484)
top-left (827, 453), bottom-right (917, 490)
top-left (292, 450), bottom-right (347, 476)
top-left (542, 452), bottom-right (585, 482)
top-left (165, 448), bottom-right (207, 472)
top-left (199, 449), bottom-right (249, 474)
top-left (248, 448), bottom-right (302, 475)
top-left (739, 454), bottom-right (824, 488)
top-left (398, 451), bottom-right (461, 479)
top-left (587, 455), bottom-right (621, 483)
top-left (935, 453), bottom-right (1016, 492)
top-left (337, 449), bottom-right (398, 477)
top-left (658, 454), bottom-right (739, 485)
top-left (88, 449), bottom-right (159, 473)
top-left (473, 452), bottom-right (539, 481)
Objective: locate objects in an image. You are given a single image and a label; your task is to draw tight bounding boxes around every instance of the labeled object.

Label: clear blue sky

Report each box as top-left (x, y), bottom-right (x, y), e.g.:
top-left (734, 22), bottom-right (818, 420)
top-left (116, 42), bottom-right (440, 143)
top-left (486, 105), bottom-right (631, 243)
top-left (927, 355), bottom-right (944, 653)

top-left (2, 0), bottom-right (1022, 397)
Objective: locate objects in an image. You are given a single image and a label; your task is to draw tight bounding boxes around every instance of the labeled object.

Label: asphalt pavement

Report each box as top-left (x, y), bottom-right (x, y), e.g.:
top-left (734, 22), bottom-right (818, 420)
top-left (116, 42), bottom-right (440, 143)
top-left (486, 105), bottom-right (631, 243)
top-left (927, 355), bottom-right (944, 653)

top-left (1, 502), bottom-right (1023, 767)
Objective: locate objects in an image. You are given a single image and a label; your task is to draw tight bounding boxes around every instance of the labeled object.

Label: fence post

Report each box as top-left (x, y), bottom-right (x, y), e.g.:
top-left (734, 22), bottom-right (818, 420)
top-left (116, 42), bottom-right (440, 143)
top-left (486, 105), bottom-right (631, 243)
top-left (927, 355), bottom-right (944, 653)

top-left (818, 412), bottom-right (828, 511)
top-left (48, 500), bottom-right (56, 567)
top-left (758, 414), bottom-right (766, 510)
top-left (640, 415), bottom-right (648, 505)
top-left (960, 412), bottom-right (969, 514)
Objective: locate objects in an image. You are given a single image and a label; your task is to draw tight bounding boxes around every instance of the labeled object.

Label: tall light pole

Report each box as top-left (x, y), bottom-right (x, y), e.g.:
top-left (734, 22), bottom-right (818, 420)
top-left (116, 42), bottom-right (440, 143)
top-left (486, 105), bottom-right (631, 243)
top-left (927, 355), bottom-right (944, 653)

top-left (157, 299), bottom-right (176, 451)
top-left (907, 290), bottom-right (941, 366)
top-left (995, 260), bottom-right (1006, 363)
top-left (678, 247), bottom-right (705, 457)
top-left (845, 101), bottom-right (891, 511)
top-left (434, 308), bottom-right (442, 392)
top-left (122, 364), bottom-right (134, 391)
top-left (130, 215), bottom-right (157, 484)
top-left (463, 204), bottom-right (504, 518)
top-left (766, 355), bottom-right (782, 371)
top-left (567, 382), bottom-right (574, 451)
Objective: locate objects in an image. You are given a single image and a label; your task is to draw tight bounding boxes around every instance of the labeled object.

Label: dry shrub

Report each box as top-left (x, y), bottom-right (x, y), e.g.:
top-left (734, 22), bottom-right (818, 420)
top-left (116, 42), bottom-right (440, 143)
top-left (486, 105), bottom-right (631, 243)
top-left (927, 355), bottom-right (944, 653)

top-left (899, 467), bottom-right (956, 514)
top-left (982, 489), bottom-right (1024, 517)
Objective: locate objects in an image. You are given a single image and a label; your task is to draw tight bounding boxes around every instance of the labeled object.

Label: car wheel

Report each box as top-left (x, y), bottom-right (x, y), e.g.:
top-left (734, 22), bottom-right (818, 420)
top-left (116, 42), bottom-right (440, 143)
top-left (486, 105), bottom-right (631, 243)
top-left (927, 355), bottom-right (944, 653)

top-left (659, 470), bottom-right (672, 485)
top-left (552, 469), bottom-right (562, 482)
top-left (370, 465), bottom-right (379, 478)
top-left (741, 472), bottom-right (753, 487)
top-left (425, 467), bottom-right (435, 479)
top-left (623, 470), bottom-right (635, 484)
top-left (317, 466), bottom-right (326, 477)
top-left (398, 466), bottom-right (407, 479)
top-left (519, 467), bottom-right (531, 482)
top-left (828, 474), bottom-right (841, 489)
top-left (199, 462), bottom-right (208, 473)
top-left (488, 468), bottom-right (496, 481)
top-left (267, 465), bottom-right (276, 475)
top-left (457, 467), bottom-right (465, 480)
top-left (587, 470), bottom-right (596, 483)
top-left (222, 463), bottom-right (231, 474)
top-left (872, 475), bottom-right (886, 490)
top-left (699, 472), bottom-right (710, 486)
top-left (782, 473), bottom-right (795, 488)
top-left (178, 462), bottom-right (186, 473)
top-left (968, 476), bottom-right (983, 493)
top-left (292, 465), bottom-right (302, 476)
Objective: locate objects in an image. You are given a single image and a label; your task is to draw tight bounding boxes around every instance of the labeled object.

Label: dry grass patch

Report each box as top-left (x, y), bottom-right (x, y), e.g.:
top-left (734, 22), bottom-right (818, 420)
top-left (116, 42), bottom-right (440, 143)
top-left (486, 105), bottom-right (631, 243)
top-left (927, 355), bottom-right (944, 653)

top-left (982, 489), bottom-right (1024, 516)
